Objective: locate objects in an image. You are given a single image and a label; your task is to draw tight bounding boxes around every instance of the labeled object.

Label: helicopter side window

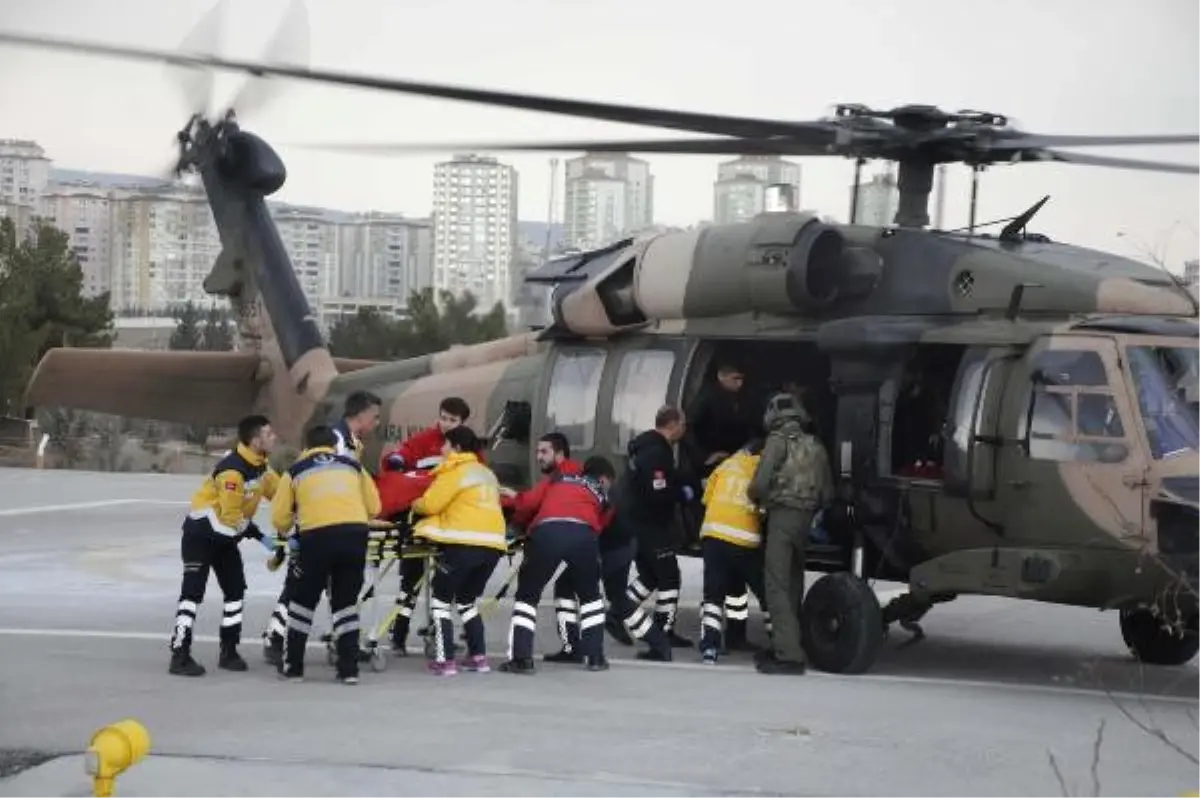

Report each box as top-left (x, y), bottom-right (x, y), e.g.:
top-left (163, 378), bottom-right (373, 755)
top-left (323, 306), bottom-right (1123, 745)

top-left (611, 349), bottom-right (676, 454)
top-left (1018, 349), bottom-right (1129, 464)
top-left (545, 348), bottom-right (606, 451)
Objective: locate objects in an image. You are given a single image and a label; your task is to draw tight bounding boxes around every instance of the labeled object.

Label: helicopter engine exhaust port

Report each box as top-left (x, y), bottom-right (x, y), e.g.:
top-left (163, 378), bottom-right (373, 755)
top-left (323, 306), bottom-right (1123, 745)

top-left (217, 130), bottom-right (287, 196)
top-left (634, 212), bottom-right (883, 321)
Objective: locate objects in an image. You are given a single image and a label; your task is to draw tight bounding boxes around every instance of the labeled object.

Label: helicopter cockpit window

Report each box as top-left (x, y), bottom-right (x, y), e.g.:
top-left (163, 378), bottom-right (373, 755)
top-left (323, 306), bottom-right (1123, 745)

top-left (1019, 348), bottom-right (1129, 463)
top-left (611, 349), bottom-right (676, 454)
top-left (1126, 345), bottom-right (1199, 459)
top-left (545, 348), bottom-right (606, 451)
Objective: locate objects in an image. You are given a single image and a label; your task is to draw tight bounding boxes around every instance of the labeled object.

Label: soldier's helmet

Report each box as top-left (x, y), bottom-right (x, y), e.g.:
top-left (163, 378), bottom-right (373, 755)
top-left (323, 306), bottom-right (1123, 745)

top-left (763, 390), bottom-right (812, 430)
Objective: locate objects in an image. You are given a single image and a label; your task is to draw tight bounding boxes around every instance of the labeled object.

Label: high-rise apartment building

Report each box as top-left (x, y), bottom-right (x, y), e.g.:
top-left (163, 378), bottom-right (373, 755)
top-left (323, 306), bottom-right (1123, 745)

top-left (431, 154), bottom-right (518, 312)
top-left (37, 180), bottom-right (115, 298)
top-left (335, 212), bottom-right (433, 301)
top-left (563, 153), bottom-right (653, 250)
top-left (108, 182), bottom-right (221, 311)
top-left (273, 205), bottom-right (341, 305)
top-left (4, 140), bottom-right (437, 316)
top-left (712, 156), bottom-right (801, 224)
top-left (851, 169), bottom-right (900, 226)
top-left (0, 139), bottom-right (50, 212)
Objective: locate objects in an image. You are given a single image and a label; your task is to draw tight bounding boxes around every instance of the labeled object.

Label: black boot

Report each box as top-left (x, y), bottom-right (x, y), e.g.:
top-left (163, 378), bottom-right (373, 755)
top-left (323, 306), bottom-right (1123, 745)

top-left (637, 620), bottom-right (674, 661)
top-left (586, 655), bottom-right (610, 672)
top-left (264, 635), bottom-right (283, 667)
top-left (724, 619), bottom-right (746, 648)
top-left (605, 616), bottom-right (633, 645)
top-left (543, 648), bottom-right (584, 664)
top-left (756, 657), bottom-right (806, 675)
top-left (218, 642), bottom-right (248, 672)
top-left (635, 647), bottom-right (673, 662)
top-left (656, 612), bottom-right (693, 648)
top-left (498, 657), bottom-right (537, 675)
top-left (169, 649), bottom-right (206, 677)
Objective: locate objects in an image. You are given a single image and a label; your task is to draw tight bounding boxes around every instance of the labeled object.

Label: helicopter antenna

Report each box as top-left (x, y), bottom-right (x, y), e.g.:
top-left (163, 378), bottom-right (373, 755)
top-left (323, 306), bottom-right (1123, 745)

top-left (998, 195), bottom-right (1051, 242)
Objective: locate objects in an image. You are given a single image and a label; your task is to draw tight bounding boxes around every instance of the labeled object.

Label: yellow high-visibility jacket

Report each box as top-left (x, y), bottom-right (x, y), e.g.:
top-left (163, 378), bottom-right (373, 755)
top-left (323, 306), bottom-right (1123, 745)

top-left (413, 451), bottom-right (508, 551)
top-left (187, 443), bottom-right (279, 537)
top-left (700, 450), bottom-right (763, 549)
top-left (271, 446), bottom-right (381, 535)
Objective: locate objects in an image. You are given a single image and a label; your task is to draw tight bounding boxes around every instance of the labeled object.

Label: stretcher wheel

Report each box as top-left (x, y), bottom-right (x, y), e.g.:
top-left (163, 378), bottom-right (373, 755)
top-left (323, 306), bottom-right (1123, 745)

top-left (370, 648), bottom-right (388, 672)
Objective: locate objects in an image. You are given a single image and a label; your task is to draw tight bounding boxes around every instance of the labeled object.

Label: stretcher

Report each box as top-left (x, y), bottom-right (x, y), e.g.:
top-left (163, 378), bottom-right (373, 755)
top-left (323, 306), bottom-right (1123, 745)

top-left (323, 523), bottom-right (442, 673)
top-left (411, 535), bottom-right (525, 645)
top-left (321, 522), bottom-right (527, 672)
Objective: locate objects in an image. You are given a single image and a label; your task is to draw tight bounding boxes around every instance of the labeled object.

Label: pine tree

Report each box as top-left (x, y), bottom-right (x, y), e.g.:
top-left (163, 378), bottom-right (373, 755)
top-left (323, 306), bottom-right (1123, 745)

top-left (202, 304), bottom-right (235, 351)
top-left (169, 301), bottom-right (204, 351)
top-left (0, 218), bottom-right (113, 415)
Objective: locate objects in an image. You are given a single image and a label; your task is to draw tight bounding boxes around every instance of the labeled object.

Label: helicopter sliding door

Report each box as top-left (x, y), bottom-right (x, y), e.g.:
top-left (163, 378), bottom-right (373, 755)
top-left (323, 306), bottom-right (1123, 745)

top-left (994, 334), bottom-right (1149, 550)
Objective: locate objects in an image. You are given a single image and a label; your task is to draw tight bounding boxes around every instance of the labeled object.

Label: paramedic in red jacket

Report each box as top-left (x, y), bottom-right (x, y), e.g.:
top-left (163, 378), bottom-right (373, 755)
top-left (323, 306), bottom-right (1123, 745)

top-left (380, 397), bottom-right (471, 473)
top-left (504, 432), bottom-right (583, 523)
top-left (502, 432), bottom-right (603, 661)
top-left (374, 456), bottom-right (442, 655)
top-left (499, 455), bottom-right (616, 675)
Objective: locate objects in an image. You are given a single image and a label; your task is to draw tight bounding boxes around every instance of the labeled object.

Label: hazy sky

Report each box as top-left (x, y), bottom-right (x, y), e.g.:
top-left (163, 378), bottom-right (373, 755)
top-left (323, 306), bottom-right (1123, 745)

top-left (1, 0), bottom-right (1196, 268)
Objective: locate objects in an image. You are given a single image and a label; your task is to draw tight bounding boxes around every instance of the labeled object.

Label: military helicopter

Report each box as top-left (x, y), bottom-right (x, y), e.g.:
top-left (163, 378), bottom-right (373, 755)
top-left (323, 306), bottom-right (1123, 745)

top-left (4, 1), bottom-right (1197, 676)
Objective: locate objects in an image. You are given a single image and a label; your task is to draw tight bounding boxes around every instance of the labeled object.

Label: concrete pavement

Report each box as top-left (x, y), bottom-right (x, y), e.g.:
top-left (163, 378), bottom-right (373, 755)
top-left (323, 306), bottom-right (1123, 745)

top-left (1, 467), bottom-right (1196, 796)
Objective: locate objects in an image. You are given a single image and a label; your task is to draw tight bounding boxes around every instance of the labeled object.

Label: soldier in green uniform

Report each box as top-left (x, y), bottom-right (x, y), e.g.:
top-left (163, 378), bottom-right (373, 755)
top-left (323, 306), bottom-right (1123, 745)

top-left (747, 391), bottom-right (833, 675)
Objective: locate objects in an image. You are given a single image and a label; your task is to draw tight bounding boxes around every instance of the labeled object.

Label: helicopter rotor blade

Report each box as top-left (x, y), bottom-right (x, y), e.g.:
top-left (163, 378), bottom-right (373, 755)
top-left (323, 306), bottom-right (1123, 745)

top-left (225, 0), bottom-right (310, 119)
top-left (0, 30), bottom-right (849, 141)
top-left (1003, 132), bottom-right (1199, 149)
top-left (169, 0), bottom-right (228, 118)
top-left (1015, 149), bottom-right (1198, 175)
top-left (283, 136), bottom-right (848, 157)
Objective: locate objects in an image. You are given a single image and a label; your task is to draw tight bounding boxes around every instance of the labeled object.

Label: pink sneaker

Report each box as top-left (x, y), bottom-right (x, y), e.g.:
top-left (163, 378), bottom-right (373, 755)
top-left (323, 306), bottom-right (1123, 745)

top-left (428, 660), bottom-right (458, 677)
top-left (459, 654), bottom-right (490, 673)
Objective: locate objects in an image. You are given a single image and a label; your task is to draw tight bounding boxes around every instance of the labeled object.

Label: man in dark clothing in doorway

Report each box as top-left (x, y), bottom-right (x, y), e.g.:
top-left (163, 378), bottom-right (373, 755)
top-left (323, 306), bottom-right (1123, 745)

top-left (684, 359), bottom-right (766, 472)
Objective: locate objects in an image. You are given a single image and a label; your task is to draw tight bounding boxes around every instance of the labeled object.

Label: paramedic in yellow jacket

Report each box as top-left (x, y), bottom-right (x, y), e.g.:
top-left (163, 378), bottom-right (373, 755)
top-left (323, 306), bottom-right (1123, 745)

top-left (697, 438), bottom-right (773, 665)
top-left (169, 414), bottom-right (279, 678)
top-left (269, 424), bottom-right (382, 684)
top-left (411, 425), bottom-right (507, 676)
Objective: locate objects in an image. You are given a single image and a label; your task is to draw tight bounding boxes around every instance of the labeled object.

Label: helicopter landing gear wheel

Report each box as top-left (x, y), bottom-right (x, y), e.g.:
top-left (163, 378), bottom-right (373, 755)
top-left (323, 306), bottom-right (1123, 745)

top-left (1119, 608), bottom-right (1199, 666)
top-left (801, 572), bottom-right (884, 675)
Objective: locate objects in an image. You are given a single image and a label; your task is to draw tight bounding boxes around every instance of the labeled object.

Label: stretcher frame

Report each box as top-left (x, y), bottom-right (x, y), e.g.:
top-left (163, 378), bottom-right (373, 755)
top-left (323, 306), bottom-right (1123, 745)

top-left (320, 527), bottom-right (442, 672)
top-left (338, 531), bottom-right (527, 670)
